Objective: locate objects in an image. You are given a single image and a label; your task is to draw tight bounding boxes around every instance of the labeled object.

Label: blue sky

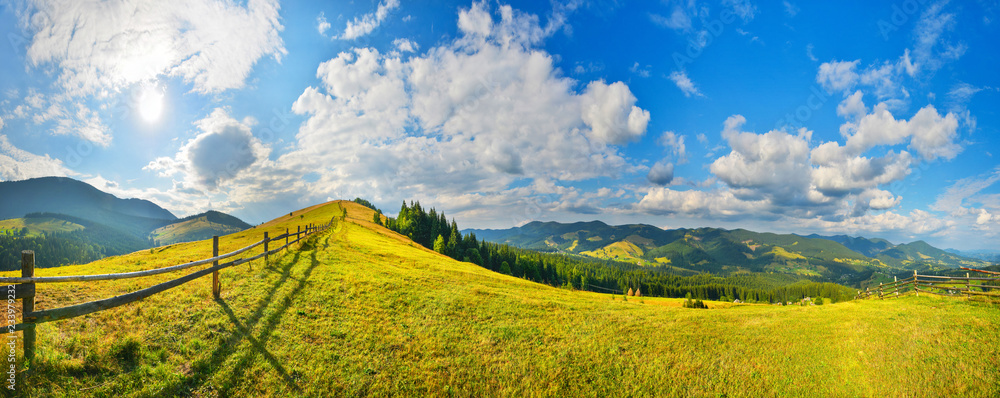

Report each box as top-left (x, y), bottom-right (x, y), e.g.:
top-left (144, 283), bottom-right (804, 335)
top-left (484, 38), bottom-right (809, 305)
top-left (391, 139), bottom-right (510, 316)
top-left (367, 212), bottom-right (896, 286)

top-left (0, 0), bottom-right (998, 250)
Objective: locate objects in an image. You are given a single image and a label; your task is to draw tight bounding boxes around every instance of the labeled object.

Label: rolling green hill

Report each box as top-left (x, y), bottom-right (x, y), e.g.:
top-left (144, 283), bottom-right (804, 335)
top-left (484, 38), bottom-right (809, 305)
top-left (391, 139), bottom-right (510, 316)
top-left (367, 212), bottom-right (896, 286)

top-left (468, 221), bottom-right (990, 284)
top-left (0, 178), bottom-right (253, 268)
top-left (0, 177), bottom-right (177, 232)
top-left (7, 201), bottom-right (999, 397)
top-left (149, 210), bottom-right (252, 245)
top-left (0, 216), bottom-right (85, 237)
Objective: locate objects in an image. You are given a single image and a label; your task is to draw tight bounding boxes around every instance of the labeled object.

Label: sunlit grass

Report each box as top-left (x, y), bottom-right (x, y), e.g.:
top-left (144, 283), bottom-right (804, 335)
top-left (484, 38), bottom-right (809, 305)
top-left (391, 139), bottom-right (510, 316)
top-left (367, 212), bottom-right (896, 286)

top-left (6, 201), bottom-right (1000, 397)
top-left (0, 217), bottom-right (85, 237)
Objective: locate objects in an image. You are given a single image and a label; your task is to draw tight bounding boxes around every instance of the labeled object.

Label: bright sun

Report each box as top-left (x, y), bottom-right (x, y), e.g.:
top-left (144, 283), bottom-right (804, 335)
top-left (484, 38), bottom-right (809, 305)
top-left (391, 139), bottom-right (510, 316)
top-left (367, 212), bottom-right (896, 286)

top-left (137, 85), bottom-right (164, 123)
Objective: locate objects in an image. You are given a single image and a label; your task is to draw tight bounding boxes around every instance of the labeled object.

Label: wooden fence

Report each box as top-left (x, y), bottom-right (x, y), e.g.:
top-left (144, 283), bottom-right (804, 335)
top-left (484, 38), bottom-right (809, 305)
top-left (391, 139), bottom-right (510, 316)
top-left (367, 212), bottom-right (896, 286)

top-left (856, 267), bottom-right (1000, 300)
top-left (2, 219), bottom-right (336, 362)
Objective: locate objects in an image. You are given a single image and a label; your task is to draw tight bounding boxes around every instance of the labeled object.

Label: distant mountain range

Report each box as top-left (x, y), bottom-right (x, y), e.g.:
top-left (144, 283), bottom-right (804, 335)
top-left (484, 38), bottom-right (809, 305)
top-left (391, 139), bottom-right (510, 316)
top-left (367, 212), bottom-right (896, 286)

top-left (944, 248), bottom-right (1000, 262)
top-left (0, 177), bottom-right (251, 268)
top-left (467, 220), bottom-right (992, 284)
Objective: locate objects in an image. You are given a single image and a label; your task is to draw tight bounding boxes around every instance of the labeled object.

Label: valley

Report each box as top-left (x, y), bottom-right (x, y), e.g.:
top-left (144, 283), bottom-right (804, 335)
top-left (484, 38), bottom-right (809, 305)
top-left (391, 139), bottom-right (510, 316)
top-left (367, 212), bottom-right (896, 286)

top-left (5, 201), bottom-right (998, 397)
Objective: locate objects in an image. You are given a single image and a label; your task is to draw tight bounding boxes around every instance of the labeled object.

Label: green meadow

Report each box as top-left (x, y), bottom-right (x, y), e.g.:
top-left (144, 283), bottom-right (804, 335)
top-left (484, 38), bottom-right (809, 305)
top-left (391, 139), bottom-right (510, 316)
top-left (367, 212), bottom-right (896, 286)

top-left (5, 201), bottom-right (999, 397)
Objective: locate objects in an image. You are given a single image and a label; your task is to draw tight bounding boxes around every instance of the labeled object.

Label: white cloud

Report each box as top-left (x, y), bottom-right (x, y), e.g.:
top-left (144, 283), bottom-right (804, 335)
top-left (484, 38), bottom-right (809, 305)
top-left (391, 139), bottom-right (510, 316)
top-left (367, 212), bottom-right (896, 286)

top-left (948, 83), bottom-right (986, 105)
top-left (658, 131), bottom-right (687, 163)
top-left (783, 1), bottom-right (799, 17)
top-left (145, 108), bottom-right (270, 190)
top-left (22, 0), bottom-right (286, 96)
top-left (630, 62), bottom-right (651, 78)
top-left (581, 81), bottom-right (650, 145)
top-left (281, 2), bottom-right (650, 217)
top-left (806, 44), bottom-right (818, 61)
top-left (830, 103), bottom-right (960, 161)
top-left (669, 70), bottom-right (703, 98)
top-left (638, 187), bottom-right (767, 218)
top-left (458, 1), bottom-right (494, 37)
top-left (932, 166), bottom-right (1000, 215)
top-left (649, 7), bottom-right (692, 31)
top-left (816, 60), bottom-right (859, 92)
top-left (811, 151), bottom-right (913, 197)
top-left (836, 90), bottom-right (867, 121)
top-left (393, 38), bottom-right (419, 53)
top-left (711, 116), bottom-right (814, 205)
top-left (0, 116), bottom-right (4, 131)
top-left (0, 134), bottom-right (74, 181)
top-left (723, 0), bottom-right (758, 22)
top-left (647, 162), bottom-right (674, 186)
top-left (340, 0), bottom-right (400, 40)
top-left (911, 2), bottom-right (966, 75)
top-left (907, 105), bottom-right (961, 161)
top-left (317, 12), bottom-right (331, 35)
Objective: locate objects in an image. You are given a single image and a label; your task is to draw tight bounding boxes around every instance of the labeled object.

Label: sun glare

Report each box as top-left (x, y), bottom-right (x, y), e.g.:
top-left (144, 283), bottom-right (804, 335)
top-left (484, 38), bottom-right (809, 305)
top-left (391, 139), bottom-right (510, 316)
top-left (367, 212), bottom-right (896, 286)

top-left (138, 85), bottom-right (164, 123)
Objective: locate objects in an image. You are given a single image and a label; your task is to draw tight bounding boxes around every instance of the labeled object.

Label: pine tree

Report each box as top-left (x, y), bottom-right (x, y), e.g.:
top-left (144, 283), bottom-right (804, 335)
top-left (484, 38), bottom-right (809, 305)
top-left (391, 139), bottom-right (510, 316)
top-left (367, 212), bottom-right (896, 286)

top-left (500, 261), bottom-right (512, 275)
top-left (433, 234), bottom-right (446, 254)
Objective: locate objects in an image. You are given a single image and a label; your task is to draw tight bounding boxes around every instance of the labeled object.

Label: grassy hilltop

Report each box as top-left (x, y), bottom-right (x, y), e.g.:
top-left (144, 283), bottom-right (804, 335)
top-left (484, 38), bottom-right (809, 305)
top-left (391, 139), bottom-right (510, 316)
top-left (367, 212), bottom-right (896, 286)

top-left (7, 201), bottom-right (1000, 397)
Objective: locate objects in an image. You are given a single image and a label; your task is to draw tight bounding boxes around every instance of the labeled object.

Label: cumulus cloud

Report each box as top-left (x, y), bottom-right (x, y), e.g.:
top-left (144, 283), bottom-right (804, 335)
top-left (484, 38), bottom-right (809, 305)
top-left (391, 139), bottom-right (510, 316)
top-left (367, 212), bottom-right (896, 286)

top-left (831, 103), bottom-right (961, 161)
top-left (669, 70), bottom-right (703, 97)
top-left (282, 2), bottom-right (650, 217)
top-left (816, 60), bottom-right (859, 92)
top-left (340, 0), bottom-right (400, 40)
top-left (145, 108), bottom-right (269, 190)
top-left (393, 38), bottom-right (419, 53)
top-left (638, 104), bottom-right (962, 227)
top-left (581, 81), bottom-right (649, 145)
top-left (811, 152), bottom-right (913, 197)
top-left (647, 162), bottom-right (674, 186)
top-left (638, 187), bottom-right (767, 218)
top-left (317, 12), bottom-right (331, 35)
top-left (711, 115), bottom-right (814, 205)
top-left (836, 90), bottom-right (867, 121)
top-left (0, 134), bottom-right (74, 181)
top-left (22, 0), bottom-right (286, 96)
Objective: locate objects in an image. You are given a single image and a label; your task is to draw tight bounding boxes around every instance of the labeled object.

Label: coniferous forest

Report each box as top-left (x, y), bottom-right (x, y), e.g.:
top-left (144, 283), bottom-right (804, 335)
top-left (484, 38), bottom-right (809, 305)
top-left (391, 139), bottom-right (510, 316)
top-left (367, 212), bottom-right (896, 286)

top-left (368, 199), bottom-right (856, 303)
top-left (0, 213), bottom-right (151, 270)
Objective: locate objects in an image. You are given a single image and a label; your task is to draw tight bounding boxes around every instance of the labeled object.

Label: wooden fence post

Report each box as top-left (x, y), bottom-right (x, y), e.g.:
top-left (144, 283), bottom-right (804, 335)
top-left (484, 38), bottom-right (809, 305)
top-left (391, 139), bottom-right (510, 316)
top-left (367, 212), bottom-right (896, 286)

top-left (212, 236), bottom-right (220, 299)
top-left (913, 270), bottom-right (918, 297)
top-left (878, 282), bottom-right (883, 300)
top-left (21, 251), bottom-right (36, 362)
top-left (263, 232), bottom-right (269, 268)
top-left (966, 272), bottom-right (971, 299)
top-left (285, 228), bottom-right (289, 248)
top-left (894, 276), bottom-right (898, 297)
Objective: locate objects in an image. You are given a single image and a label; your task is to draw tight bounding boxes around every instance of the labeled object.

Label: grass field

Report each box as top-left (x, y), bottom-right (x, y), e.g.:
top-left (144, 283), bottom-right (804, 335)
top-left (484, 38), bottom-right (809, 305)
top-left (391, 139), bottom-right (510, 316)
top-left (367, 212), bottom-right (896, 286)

top-left (6, 201), bottom-right (1000, 397)
top-left (0, 217), bottom-right (85, 237)
top-left (148, 216), bottom-right (246, 246)
top-left (581, 241), bottom-right (645, 264)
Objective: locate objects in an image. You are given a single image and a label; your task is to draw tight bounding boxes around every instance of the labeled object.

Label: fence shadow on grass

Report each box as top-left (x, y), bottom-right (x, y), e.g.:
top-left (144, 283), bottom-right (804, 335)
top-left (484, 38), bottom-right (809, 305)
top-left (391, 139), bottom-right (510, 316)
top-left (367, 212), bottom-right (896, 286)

top-left (165, 232), bottom-right (331, 396)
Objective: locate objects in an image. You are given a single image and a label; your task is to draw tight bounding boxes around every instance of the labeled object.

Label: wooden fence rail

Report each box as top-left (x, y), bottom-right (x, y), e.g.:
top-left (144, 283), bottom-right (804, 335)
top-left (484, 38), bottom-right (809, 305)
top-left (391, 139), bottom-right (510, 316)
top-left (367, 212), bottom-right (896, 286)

top-left (5, 215), bottom-right (338, 363)
top-left (856, 267), bottom-right (1000, 301)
